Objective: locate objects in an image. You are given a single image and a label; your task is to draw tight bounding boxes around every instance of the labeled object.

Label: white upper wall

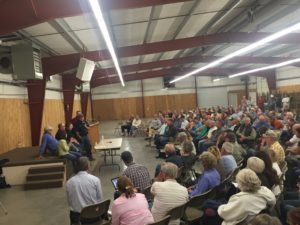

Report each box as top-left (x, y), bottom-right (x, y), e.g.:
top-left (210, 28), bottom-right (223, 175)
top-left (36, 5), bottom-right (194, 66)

top-left (276, 66), bottom-right (300, 87)
top-left (0, 73), bottom-right (65, 100)
top-left (92, 76), bottom-right (196, 100)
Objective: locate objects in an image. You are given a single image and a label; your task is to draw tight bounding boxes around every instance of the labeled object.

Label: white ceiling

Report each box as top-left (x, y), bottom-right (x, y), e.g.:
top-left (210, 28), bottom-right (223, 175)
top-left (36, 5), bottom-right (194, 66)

top-left (15, 0), bottom-right (300, 84)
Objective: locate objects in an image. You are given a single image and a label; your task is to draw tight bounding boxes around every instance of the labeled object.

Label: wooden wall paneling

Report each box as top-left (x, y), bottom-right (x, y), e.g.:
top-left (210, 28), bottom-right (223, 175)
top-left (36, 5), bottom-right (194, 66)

top-left (92, 99), bottom-right (115, 121)
top-left (0, 99), bottom-right (32, 154)
top-left (91, 93), bottom-right (197, 121)
top-left (86, 97), bottom-right (92, 120)
top-left (144, 96), bottom-right (155, 118)
top-left (40, 99), bottom-right (65, 142)
top-left (72, 100), bottom-right (81, 118)
top-left (277, 84), bottom-right (300, 93)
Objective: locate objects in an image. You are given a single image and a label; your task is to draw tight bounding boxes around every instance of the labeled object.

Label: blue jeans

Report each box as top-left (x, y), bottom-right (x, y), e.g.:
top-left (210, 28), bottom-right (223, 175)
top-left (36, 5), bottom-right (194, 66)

top-left (64, 151), bottom-right (81, 161)
top-left (81, 135), bottom-right (92, 158)
top-left (280, 192), bottom-right (300, 225)
top-left (155, 136), bottom-right (169, 148)
top-left (130, 126), bottom-right (138, 135)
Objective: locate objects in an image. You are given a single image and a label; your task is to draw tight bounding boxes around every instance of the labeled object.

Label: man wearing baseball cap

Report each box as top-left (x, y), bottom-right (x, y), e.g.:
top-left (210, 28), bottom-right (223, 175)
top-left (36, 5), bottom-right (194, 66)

top-left (262, 130), bottom-right (285, 163)
top-left (38, 126), bottom-right (58, 159)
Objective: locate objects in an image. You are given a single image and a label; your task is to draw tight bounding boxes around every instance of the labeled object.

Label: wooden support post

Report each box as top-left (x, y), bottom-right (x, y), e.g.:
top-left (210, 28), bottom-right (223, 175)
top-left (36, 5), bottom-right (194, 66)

top-left (62, 74), bottom-right (76, 123)
top-left (141, 80), bottom-right (145, 118)
top-left (27, 79), bottom-right (46, 146)
top-left (80, 92), bottom-right (89, 118)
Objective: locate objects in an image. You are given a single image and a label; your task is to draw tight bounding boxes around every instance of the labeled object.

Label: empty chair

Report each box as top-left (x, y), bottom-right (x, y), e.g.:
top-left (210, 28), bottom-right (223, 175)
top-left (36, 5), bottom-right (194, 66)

top-left (146, 215), bottom-right (171, 225)
top-left (77, 199), bottom-right (111, 225)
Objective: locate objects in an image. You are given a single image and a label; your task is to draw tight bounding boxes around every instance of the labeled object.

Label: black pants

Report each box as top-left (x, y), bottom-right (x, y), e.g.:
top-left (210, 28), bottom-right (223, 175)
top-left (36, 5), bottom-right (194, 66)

top-left (121, 124), bottom-right (131, 134)
top-left (69, 211), bottom-right (101, 225)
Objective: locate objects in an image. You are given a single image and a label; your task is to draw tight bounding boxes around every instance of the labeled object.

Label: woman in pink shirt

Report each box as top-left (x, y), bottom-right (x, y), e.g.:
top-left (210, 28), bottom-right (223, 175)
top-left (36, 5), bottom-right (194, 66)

top-left (111, 176), bottom-right (154, 225)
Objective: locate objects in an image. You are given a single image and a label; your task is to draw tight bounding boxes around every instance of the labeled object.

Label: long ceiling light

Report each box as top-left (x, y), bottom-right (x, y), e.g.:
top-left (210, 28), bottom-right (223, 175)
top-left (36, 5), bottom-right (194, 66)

top-left (170, 22), bottom-right (300, 84)
top-left (229, 57), bottom-right (300, 78)
top-left (88, 0), bottom-right (125, 86)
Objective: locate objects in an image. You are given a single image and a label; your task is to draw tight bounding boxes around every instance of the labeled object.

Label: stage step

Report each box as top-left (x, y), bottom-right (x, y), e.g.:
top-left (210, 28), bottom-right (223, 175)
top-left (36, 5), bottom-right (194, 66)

top-left (26, 171), bottom-right (64, 181)
top-left (28, 165), bottom-right (64, 174)
top-left (24, 179), bottom-right (63, 190)
top-left (24, 165), bottom-right (65, 190)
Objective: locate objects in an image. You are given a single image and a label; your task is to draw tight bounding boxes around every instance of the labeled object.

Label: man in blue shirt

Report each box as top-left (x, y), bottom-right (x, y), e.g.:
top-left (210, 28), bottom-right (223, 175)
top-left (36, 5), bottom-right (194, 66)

top-left (253, 115), bottom-right (273, 131)
top-left (38, 126), bottom-right (58, 159)
top-left (189, 117), bottom-right (202, 137)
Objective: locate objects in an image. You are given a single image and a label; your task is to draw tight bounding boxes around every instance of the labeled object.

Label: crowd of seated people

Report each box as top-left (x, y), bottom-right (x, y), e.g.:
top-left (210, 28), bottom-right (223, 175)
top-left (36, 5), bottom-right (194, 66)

top-left (113, 102), bottom-right (300, 224)
top-left (38, 111), bottom-right (94, 162)
top-left (62, 101), bottom-right (300, 225)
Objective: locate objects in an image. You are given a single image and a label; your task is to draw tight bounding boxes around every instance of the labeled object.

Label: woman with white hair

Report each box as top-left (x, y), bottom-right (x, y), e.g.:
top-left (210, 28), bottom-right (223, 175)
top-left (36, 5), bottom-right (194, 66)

top-left (218, 169), bottom-right (276, 225)
top-left (188, 152), bottom-right (220, 198)
top-left (247, 157), bottom-right (273, 189)
top-left (177, 132), bottom-right (196, 154)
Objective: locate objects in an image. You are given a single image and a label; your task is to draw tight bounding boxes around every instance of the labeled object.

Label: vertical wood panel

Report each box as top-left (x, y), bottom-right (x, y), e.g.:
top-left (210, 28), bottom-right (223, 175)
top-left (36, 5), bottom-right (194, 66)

top-left (40, 99), bottom-right (65, 142)
top-left (277, 84), bottom-right (300, 93)
top-left (86, 97), bottom-right (92, 120)
top-left (92, 93), bottom-right (197, 120)
top-left (72, 100), bottom-right (81, 118)
top-left (0, 99), bottom-right (31, 154)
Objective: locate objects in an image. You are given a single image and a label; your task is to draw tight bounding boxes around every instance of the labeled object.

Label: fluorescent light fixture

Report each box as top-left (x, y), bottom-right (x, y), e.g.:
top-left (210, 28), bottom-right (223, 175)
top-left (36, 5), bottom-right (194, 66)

top-left (88, 0), bottom-right (125, 87)
top-left (229, 57), bottom-right (300, 78)
top-left (170, 22), bottom-right (300, 83)
top-left (213, 78), bottom-right (221, 82)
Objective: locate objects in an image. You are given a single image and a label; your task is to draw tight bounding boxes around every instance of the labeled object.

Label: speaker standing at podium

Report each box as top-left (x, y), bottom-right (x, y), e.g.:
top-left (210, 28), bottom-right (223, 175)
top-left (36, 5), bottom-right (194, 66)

top-left (74, 114), bottom-right (94, 161)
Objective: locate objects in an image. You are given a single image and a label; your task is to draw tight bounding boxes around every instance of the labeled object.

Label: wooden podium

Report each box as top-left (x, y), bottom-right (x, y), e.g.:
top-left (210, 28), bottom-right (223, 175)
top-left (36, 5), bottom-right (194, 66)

top-left (88, 122), bottom-right (100, 150)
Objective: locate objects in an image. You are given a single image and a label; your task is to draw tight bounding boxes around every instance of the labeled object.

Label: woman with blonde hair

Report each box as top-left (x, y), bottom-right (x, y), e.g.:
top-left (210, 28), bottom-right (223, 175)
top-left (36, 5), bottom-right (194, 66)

top-left (218, 169), bottom-right (276, 225)
top-left (249, 214), bottom-right (282, 225)
top-left (208, 146), bottom-right (226, 181)
top-left (111, 176), bottom-right (154, 225)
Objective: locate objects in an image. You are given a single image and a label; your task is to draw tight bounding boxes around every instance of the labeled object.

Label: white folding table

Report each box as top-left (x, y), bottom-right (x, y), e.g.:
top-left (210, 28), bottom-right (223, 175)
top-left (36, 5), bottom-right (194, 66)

top-left (94, 138), bottom-right (122, 171)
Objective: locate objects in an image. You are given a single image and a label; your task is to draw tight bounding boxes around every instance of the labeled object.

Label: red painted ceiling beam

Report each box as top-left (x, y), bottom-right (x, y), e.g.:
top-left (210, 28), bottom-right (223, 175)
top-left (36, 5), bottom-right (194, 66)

top-left (91, 68), bottom-right (276, 87)
top-left (42, 32), bottom-right (300, 76)
top-left (91, 67), bottom-right (246, 87)
top-left (91, 56), bottom-right (295, 78)
top-left (0, 0), bottom-right (191, 36)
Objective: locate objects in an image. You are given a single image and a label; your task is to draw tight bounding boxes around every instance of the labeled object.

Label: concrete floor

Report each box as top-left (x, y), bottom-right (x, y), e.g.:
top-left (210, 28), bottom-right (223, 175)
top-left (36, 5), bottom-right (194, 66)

top-left (0, 121), bottom-right (165, 225)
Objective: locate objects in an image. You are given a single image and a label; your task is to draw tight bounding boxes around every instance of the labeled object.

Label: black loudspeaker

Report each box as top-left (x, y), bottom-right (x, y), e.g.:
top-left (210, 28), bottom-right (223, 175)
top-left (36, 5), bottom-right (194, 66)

top-left (163, 76), bottom-right (175, 88)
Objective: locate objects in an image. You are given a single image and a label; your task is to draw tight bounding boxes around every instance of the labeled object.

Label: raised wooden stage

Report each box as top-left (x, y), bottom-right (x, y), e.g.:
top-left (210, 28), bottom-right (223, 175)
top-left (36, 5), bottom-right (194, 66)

top-left (1, 147), bottom-right (65, 185)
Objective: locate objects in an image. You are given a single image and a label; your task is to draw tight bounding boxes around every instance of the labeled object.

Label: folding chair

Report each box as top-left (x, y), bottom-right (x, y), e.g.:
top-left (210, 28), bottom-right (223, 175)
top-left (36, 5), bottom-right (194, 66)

top-left (182, 189), bottom-right (214, 224)
top-left (146, 215), bottom-right (171, 225)
top-left (76, 199), bottom-right (111, 225)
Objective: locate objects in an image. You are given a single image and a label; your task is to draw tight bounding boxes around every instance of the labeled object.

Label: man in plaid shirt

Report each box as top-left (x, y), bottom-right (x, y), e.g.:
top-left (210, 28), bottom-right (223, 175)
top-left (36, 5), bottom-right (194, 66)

top-left (121, 151), bottom-right (152, 191)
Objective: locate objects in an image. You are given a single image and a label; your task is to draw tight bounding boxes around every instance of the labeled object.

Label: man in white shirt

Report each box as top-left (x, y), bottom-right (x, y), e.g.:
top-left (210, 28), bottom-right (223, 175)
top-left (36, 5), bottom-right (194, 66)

top-left (130, 115), bottom-right (142, 137)
top-left (66, 157), bottom-right (103, 224)
top-left (146, 114), bottom-right (162, 140)
top-left (151, 162), bottom-right (189, 225)
top-left (286, 124), bottom-right (300, 150)
top-left (179, 115), bottom-right (189, 131)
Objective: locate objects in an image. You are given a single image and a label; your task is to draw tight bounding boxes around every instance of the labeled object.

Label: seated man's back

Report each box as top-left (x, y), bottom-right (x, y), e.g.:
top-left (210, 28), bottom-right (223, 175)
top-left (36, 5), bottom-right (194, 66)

top-left (151, 163), bottom-right (189, 225)
top-left (123, 162), bottom-right (151, 191)
top-left (66, 157), bottom-right (103, 224)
